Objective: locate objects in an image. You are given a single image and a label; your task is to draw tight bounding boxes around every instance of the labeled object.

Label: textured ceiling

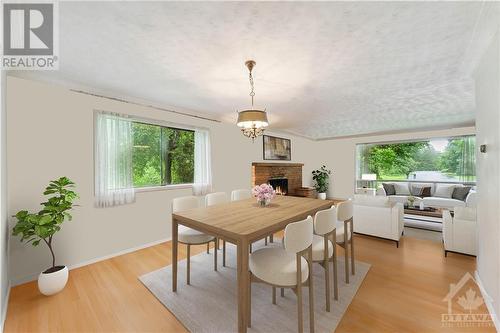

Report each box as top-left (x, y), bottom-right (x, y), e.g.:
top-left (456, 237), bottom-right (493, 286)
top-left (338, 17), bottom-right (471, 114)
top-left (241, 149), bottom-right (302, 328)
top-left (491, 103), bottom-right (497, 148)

top-left (11, 1), bottom-right (499, 139)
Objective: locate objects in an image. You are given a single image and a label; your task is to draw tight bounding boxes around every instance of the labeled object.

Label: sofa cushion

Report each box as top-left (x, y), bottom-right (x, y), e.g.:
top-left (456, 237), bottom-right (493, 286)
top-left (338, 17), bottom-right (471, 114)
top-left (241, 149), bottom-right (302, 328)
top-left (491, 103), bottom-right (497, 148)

top-left (422, 197), bottom-right (466, 209)
top-left (434, 184), bottom-right (457, 198)
top-left (393, 182), bottom-right (410, 195)
top-left (452, 186), bottom-right (471, 201)
top-left (410, 182), bottom-right (434, 196)
top-left (410, 185), bottom-right (432, 197)
top-left (382, 183), bottom-right (396, 196)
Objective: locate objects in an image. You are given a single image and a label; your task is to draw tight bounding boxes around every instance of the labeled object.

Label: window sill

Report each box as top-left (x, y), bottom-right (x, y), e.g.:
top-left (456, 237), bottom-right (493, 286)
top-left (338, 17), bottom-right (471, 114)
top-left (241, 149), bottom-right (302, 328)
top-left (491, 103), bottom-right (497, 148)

top-left (135, 184), bottom-right (193, 193)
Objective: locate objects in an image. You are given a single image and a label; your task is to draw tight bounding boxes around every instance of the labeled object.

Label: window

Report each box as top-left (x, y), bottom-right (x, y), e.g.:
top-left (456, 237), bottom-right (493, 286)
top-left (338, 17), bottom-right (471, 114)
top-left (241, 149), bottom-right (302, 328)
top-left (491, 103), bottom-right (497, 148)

top-left (356, 135), bottom-right (476, 187)
top-left (132, 122), bottom-right (194, 187)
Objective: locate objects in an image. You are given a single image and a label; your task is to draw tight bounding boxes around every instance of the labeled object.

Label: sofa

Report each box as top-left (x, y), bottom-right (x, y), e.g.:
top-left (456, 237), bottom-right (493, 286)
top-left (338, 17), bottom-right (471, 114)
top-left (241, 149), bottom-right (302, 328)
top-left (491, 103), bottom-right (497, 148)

top-left (352, 195), bottom-right (404, 247)
top-left (376, 182), bottom-right (476, 209)
top-left (443, 207), bottom-right (477, 256)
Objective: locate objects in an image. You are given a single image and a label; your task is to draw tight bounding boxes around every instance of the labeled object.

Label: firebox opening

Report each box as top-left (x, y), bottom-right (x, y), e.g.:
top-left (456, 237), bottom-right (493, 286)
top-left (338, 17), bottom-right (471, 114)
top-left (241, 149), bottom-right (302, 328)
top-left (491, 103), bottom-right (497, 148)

top-left (268, 177), bottom-right (288, 195)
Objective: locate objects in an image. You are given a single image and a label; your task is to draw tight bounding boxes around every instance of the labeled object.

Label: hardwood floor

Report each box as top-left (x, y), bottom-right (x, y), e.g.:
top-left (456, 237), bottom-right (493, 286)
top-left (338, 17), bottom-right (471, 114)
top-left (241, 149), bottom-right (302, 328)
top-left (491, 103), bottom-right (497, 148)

top-left (5, 232), bottom-right (494, 333)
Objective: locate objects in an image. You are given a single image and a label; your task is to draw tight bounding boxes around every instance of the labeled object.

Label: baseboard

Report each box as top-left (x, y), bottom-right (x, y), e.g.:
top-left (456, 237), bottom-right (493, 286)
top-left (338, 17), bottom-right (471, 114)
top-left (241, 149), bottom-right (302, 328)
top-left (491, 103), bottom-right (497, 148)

top-left (475, 270), bottom-right (500, 332)
top-left (1, 282), bottom-right (11, 333)
top-left (12, 237), bottom-right (170, 286)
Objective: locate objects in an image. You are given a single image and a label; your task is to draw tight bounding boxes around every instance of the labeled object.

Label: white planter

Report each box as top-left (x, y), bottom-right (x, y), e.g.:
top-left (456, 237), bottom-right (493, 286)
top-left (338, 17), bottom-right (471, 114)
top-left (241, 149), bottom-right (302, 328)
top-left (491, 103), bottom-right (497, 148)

top-left (317, 192), bottom-right (327, 200)
top-left (38, 265), bottom-right (68, 296)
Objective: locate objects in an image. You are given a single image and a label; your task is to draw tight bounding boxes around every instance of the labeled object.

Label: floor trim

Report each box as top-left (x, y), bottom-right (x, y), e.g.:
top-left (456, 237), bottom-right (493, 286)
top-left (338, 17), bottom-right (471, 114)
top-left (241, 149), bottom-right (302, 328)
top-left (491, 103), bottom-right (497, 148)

top-left (12, 237), bottom-right (170, 286)
top-left (475, 270), bottom-right (500, 332)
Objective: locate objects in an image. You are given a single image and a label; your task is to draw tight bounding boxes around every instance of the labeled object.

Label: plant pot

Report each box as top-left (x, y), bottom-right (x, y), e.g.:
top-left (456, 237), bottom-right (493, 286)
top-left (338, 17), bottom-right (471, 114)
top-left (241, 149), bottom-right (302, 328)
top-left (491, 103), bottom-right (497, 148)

top-left (38, 265), bottom-right (68, 296)
top-left (317, 192), bottom-right (327, 200)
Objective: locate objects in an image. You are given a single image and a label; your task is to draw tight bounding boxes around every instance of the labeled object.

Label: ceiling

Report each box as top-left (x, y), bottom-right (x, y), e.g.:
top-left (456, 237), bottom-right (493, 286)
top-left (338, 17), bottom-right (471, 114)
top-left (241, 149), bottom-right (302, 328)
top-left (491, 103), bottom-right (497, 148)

top-left (11, 1), bottom-right (499, 139)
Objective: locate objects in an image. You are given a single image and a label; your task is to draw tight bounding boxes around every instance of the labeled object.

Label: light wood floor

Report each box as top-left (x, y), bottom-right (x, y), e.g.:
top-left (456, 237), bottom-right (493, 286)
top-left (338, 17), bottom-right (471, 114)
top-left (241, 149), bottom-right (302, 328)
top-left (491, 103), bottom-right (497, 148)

top-left (5, 232), bottom-right (495, 333)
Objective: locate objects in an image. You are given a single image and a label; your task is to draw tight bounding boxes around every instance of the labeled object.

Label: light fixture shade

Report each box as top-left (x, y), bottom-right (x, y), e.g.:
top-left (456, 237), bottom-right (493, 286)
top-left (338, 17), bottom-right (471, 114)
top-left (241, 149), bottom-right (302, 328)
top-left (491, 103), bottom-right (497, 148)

top-left (361, 173), bottom-right (377, 181)
top-left (236, 109), bottom-right (269, 129)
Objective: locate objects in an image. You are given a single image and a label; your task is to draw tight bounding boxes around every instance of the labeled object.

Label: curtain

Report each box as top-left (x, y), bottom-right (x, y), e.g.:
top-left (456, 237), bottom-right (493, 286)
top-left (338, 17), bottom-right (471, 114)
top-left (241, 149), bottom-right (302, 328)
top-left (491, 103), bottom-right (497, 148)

top-left (193, 129), bottom-right (212, 196)
top-left (95, 111), bottom-right (135, 207)
top-left (459, 136), bottom-right (476, 182)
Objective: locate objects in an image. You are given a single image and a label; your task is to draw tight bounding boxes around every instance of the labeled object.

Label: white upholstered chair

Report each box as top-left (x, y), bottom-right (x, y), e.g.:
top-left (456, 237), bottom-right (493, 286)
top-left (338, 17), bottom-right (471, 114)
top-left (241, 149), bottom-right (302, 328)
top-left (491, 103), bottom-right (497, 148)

top-left (231, 189), bottom-right (252, 201)
top-left (443, 207), bottom-right (477, 256)
top-left (312, 206), bottom-right (338, 311)
top-left (172, 196), bottom-right (217, 285)
top-left (336, 200), bottom-right (355, 283)
top-left (248, 216), bottom-right (315, 333)
top-left (205, 192), bottom-right (228, 266)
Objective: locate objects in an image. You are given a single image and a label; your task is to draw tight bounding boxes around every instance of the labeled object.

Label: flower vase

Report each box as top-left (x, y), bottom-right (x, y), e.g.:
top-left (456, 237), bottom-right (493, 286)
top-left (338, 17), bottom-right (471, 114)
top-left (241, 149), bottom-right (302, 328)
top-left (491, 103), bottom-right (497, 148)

top-left (258, 199), bottom-right (270, 207)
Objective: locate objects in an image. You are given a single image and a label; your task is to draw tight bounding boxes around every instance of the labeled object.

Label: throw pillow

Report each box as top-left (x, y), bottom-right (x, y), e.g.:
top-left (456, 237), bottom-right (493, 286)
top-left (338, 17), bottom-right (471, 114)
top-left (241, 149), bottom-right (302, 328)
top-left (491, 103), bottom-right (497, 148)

top-left (420, 186), bottom-right (432, 198)
top-left (382, 183), bottom-right (396, 196)
top-left (393, 182), bottom-right (411, 195)
top-left (434, 184), bottom-right (456, 198)
top-left (452, 186), bottom-right (471, 201)
top-left (410, 186), bottom-right (424, 196)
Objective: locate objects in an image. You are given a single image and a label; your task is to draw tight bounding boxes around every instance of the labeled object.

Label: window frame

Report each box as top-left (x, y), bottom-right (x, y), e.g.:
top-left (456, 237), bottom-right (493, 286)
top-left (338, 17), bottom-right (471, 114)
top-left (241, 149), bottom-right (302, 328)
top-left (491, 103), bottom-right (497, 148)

top-left (355, 134), bottom-right (477, 187)
top-left (93, 110), bottom-right (205, 193)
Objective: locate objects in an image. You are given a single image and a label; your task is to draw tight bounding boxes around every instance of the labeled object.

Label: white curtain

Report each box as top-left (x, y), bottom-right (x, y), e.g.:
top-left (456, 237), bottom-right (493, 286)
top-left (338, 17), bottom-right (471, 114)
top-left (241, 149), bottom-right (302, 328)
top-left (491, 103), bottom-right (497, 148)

top-left (95, 111), bottom-right (135, 207)
top-left (193, 128), bottom-right (213, 196)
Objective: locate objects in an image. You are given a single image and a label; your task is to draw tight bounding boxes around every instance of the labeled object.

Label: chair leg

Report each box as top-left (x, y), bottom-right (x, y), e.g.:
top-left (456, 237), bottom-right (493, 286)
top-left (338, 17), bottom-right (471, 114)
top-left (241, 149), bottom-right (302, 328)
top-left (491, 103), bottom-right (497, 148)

top-left (186, 244), bottom-right (191, 285)
top-left (350, 239), bottom-right (355, 276)
top-left (249, 243), bottom-right (252, 253)
top-left (265, 237), bottom-right (268, 246)
top-left (308, 249), bottom-right (315, 333)
top-left (324, 242), bottom-right (331, 312)
top-left (223, 240), bottom-right (226, 267)
top-left (270, 234), bottom-right (274, 243)
top-left (214, 239), bottom-right (218, 271)
top-left (272, 287), bottom-right (276, 304)
top-left (281, 288), bottom-right (285, 297)
top-left (296, 254), bottom-right (303, 333)
top-left (333, 242), bottom-right (338, 300)
top-left (248, 272), bottom-right (252, 328)
top-left (206, 243), bottom-right (209, 254)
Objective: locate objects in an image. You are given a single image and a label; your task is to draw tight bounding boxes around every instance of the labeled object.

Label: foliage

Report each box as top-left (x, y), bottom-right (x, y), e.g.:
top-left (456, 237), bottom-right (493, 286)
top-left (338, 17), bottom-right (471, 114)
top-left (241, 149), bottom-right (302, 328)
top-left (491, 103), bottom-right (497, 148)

top-left (132, 123), bottom-right (194, 187)
top-left (12, 177), bottom-right (78, 269)
top-left (312, 165), bottom-right (331, 193)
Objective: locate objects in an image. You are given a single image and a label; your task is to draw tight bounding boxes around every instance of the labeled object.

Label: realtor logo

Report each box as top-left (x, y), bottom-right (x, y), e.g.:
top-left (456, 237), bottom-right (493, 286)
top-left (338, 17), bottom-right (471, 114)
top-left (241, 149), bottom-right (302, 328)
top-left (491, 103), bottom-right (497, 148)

top-left (2, 1), bottom-right (58, 69)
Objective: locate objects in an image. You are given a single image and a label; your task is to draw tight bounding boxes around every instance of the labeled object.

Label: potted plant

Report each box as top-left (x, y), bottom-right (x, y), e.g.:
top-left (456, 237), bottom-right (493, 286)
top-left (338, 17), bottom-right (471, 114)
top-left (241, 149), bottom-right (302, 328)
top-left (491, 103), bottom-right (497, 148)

top-left (12, 177), bottom-right (78, 296)
top-left (312, 165), bottom-right (332, 200)
top-left (407, 195), bottom-right (416, 208)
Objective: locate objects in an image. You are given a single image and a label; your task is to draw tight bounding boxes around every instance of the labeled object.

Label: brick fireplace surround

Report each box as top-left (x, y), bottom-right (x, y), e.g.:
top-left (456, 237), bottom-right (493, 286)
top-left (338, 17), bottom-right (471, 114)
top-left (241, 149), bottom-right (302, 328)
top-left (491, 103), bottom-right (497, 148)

top-left (252, 162), bottom-right (304, 196)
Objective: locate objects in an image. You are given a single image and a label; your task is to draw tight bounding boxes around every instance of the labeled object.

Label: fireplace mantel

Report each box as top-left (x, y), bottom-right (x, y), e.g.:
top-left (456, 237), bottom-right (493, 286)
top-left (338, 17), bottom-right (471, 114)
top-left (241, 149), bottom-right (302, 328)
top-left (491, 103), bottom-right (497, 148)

top-left (252, 162), bottom-right (304, 196)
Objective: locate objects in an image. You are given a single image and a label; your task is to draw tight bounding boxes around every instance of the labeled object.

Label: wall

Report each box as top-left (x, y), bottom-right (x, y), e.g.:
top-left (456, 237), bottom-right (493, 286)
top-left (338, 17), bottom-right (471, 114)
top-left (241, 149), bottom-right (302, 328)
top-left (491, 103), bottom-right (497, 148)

top-left (315, 127), bottom-right (475, 199)
top-left (1, 71), bottom-right (9, 329)
top-left (6, 76), bottom-right (322, 284)
top-left (475, 30), bottom-right (500, 327)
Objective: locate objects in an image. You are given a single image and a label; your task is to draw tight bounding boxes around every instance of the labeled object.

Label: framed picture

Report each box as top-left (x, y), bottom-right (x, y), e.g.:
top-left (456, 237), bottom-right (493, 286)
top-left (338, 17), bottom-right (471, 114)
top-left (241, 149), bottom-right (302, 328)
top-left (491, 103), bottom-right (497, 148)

top-left (263, 135), bottom-right (291, 160)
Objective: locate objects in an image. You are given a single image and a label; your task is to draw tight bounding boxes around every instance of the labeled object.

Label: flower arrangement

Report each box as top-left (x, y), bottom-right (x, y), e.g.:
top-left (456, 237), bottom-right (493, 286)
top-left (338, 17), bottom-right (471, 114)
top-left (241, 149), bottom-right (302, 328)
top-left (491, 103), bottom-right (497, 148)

top-left (252, 183), bottom-right (276, 207)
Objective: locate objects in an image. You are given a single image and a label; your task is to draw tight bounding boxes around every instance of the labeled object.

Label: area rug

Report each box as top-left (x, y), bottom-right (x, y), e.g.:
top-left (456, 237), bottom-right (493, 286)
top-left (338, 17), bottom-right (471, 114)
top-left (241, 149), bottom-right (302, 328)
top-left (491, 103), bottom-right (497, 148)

top-left (139, 241), bottom-right (370, 333)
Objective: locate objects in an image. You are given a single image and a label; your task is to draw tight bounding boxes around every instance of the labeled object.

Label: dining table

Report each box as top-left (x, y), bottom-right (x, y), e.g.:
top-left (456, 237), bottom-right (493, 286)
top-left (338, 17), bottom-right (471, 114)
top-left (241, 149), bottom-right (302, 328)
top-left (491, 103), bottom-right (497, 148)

top-left (171, 195), bottom-right (336, 333)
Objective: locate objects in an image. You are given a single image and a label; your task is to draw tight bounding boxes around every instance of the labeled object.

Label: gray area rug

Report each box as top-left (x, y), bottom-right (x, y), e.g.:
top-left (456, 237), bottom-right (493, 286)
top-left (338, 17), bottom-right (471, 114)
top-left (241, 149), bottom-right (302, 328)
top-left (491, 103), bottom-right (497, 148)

top-left (140, 241), bottom-right (370, 333)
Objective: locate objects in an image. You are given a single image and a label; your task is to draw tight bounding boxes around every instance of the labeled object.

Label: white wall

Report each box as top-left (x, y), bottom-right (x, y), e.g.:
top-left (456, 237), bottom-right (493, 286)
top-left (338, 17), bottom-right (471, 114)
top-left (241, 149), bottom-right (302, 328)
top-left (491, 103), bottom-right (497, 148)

top-left (475, 30), bottom-right (500, 327)
top-left (6, 76), bottom-right (322, 284)
top-left (315, 127), bottom-right (475, 199)
top-left (1, 71), bottom-right (9, 329)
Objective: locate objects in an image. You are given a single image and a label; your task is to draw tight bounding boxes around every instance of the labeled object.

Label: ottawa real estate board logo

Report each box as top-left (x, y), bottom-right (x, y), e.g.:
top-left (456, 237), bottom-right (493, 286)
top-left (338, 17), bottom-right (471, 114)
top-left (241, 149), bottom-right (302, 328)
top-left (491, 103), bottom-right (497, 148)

top-left (2, 1), bottom-right (59, 70)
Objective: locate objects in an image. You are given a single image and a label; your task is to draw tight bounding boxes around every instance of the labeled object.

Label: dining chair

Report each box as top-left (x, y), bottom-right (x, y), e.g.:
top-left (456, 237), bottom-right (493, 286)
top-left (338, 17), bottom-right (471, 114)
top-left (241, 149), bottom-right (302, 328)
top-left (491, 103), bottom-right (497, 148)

top-left (248, 216), bottom-right (315, 333)
top-left (172, 196), bottom-right (217, 285)
top-left (311, 205), bottom-right (338, 312)
top-left (336, 200), bottom-right (355, 283)
top-left (231, 189), bottom-right (252, 201)
top-left (205, 192), bottom-right (228, 266)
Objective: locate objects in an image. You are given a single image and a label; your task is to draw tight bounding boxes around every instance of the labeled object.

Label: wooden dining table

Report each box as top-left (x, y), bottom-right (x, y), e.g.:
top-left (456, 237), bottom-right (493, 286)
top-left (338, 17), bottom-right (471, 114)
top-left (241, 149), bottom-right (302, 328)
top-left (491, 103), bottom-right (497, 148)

top-left (171, 195), bottom-right (335, 333)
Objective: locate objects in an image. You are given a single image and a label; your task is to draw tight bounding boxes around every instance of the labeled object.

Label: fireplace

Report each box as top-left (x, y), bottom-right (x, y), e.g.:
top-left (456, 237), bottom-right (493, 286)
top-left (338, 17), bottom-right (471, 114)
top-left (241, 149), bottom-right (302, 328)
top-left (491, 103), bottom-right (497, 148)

top-left (269, 177), bottom-right (288, 195)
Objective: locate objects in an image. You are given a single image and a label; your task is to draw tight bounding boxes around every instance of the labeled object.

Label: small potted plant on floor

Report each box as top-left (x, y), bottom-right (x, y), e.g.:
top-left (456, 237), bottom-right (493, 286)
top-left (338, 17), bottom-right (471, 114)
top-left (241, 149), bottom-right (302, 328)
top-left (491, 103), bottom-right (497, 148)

top-left (12, 177), bottom-right (78, 296)
top-left (312, 165), bottom-right (332, 200)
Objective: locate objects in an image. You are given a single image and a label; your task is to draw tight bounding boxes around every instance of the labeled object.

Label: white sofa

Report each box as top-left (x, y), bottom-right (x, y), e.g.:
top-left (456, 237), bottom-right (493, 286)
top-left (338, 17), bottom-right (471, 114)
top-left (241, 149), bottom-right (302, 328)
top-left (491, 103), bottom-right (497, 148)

top-left (443, 207), bottom-right (477, 256)
top-left (376, 182), bottom-right (476, 209)
top-left (352, 195), bottom-right (404, 247)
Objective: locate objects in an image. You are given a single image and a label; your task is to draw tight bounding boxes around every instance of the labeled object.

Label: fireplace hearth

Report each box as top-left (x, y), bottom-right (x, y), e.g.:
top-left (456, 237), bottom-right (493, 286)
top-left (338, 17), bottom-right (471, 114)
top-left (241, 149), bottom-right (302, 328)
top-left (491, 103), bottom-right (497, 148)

top-left (269, 177), bottom-right (288, 195)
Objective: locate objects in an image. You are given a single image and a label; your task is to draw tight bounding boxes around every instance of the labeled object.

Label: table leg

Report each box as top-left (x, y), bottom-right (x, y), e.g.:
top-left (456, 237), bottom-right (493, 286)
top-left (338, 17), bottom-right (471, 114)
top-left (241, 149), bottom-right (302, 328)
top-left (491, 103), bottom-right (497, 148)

top-left (237, 238), bottom-right (249, 333)
top-left (172, 218), bottom-right (178, 292)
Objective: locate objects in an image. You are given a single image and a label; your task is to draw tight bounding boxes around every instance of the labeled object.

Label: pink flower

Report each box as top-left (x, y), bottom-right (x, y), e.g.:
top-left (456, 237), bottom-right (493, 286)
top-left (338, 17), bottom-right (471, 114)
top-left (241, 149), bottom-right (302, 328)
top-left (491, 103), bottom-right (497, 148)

top-left (252, 184), bottom-right (276, 201)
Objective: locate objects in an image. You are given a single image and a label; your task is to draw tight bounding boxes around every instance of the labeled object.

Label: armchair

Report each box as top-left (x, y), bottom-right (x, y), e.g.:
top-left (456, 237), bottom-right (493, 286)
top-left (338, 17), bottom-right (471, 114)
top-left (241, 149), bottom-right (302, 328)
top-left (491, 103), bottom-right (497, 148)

top-left (443, 207), bottom-right (477, 256)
